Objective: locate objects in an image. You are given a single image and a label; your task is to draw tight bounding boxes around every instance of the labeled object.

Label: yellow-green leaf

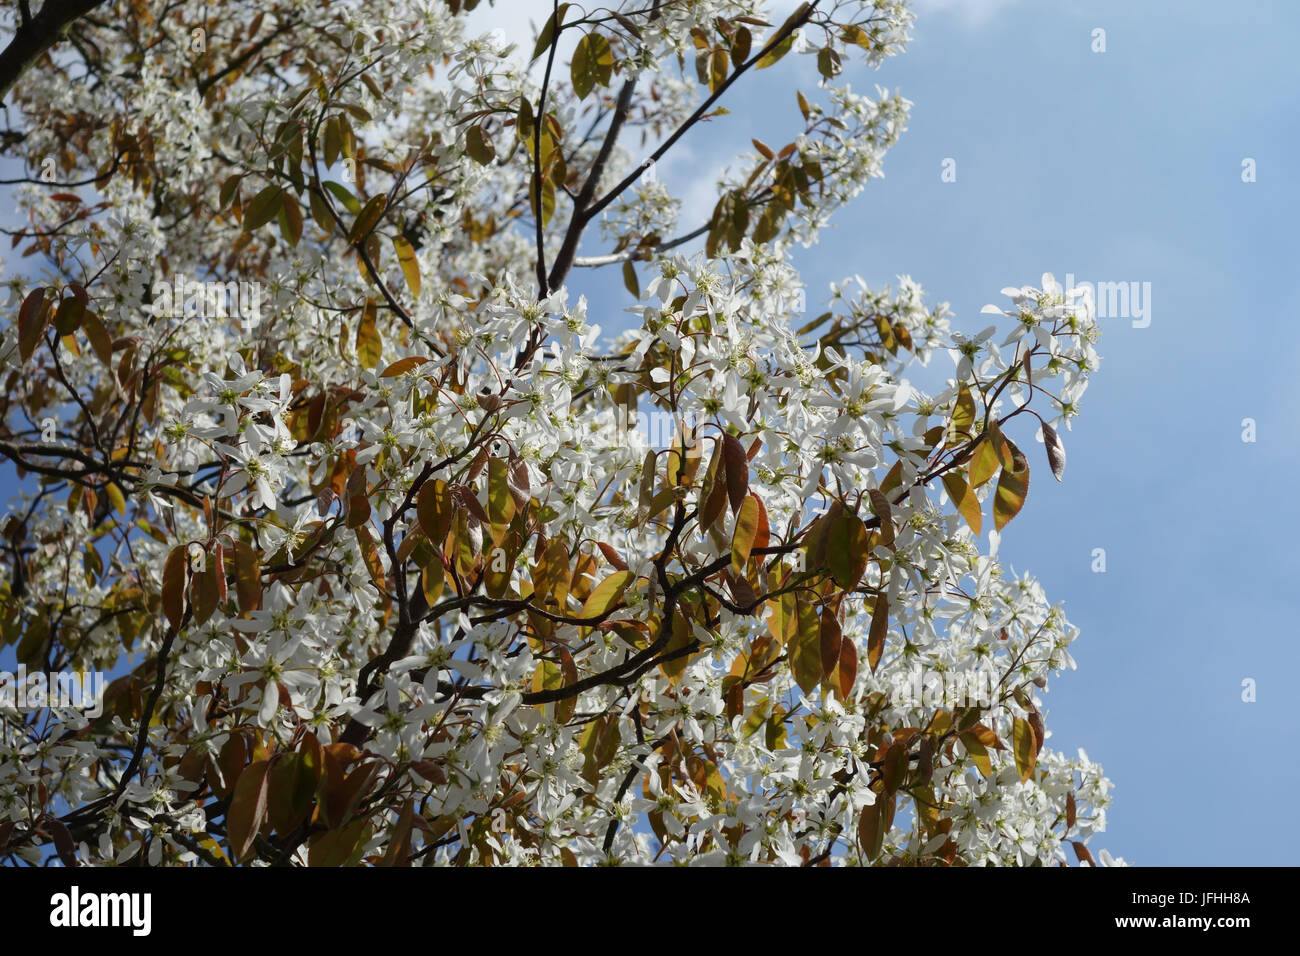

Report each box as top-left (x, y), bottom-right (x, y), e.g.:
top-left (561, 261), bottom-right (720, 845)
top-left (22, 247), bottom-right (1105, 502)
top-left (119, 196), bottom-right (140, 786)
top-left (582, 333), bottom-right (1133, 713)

top-left (1012, 715), bottom-right (1037, 783)
top-left (355, 298), bottom-right (382, 368)
top-left (949, 382), bottom-right (976, 446)
top-left (969, 432), bottom-right (1000, 489)
top-left (324, 180), bottom-right (361, 215)
top-left (530, 173), bottom-right (555, 227)
top-left (756, 4), bottom-right (809, 68)
top-left (941, 471), bottom-right (982, 536)
top-left (993, 441), bottom-right (1030, 531)
top-left (392, 235), bottom-right (421, 296)
top-left (959, 731), bottom-right (993, 778)
top-left (730, 494), bottom-right (760, 575)
top-left (487, 457), bottom-right (515, 527)
top-left (581, 570), bottom-right (634, 619)
top-left (571, 32), bottom-right (613, 99)
top-left (790, 597), bottom-right (822, 694)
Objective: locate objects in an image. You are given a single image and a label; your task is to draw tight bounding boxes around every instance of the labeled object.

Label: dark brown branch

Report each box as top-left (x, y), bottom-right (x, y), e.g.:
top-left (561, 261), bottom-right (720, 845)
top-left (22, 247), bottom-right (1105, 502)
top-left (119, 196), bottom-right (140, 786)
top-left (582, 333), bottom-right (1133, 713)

top-left (0, 0), bottom-right (108, 105)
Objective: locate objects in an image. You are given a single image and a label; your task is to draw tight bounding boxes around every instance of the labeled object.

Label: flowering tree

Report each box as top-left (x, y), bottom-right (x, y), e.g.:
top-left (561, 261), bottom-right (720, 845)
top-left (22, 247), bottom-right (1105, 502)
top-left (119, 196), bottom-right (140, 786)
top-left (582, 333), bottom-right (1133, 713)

top-left (0, 0), bottom-right (1120, 866)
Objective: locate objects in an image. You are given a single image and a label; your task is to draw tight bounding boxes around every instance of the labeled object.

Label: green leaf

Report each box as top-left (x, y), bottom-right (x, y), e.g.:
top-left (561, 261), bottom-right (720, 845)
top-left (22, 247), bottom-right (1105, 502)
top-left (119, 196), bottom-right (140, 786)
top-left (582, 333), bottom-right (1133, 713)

top-left (858, 798), bottom-right (885, 861)
top-left (487, 456), bottom-right (515, 526)
top-left (516, 96), bottom-right (535, 144)
top-left (219, 174), bottom-right (244, 210)
top-left (323, 116), bottom-right (342, 168)
top-left (308, 819), bottom-right (369, 867)
top-left (531, 3), bottom-right (570, 62)
top-left (308, 187), bottom-right (334, 231)
top-left (348, 194), bottom-right (387, 244)
top-left (756, 32), bottom-right (796, 69)
top-left (52, 295), bottom-right (84, 335)
top-left (707, 46), bottom-right (729, 92)
top-left (417, 479), bottom-right (453, 545)
top-left (278, 191), bottom-right (303, 246)
top-left (530, 173), bottom-right (555, 227)
top-left (268, 752), bottom-right (321, 834)
top-left (571, 32), bottom-right (614, 99)
top-left (82, 310), bottom-right (112, 366)
top-left (15, 617), bottom-right (49, 667)
top-left (242, 184), bottom-right (284, 231)
top-left (827, 513), bottom-right (868, 590)
top-left (323, 180), bottom-right (361, 215)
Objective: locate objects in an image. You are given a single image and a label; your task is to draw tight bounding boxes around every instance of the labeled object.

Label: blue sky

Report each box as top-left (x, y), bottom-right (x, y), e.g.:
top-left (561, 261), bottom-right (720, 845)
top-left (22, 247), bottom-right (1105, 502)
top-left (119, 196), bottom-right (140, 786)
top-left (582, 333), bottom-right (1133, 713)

top-left (5, 0), bottom-right (1297, 865)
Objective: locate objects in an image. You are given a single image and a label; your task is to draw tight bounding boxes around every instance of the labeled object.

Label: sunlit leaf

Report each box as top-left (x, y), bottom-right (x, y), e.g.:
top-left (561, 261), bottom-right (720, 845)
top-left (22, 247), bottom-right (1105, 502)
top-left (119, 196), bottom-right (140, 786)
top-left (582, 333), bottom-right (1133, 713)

top-left (1012, 716), bottom-right (1037, 783)
top-left (993, 440), bottom-right (1030, 531)
top-left (392, 235), bottom-right (421, 295)
top-left (581, 570), bottom-right (633, 619)
top-left (355, 298), bottom-right (382, 368)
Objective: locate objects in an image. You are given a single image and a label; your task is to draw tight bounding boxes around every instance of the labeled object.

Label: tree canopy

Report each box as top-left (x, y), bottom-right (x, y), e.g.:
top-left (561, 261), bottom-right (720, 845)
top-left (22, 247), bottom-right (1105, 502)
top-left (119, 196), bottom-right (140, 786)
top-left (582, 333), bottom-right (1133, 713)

top-left (0, 0), bottom-right (1120, 866)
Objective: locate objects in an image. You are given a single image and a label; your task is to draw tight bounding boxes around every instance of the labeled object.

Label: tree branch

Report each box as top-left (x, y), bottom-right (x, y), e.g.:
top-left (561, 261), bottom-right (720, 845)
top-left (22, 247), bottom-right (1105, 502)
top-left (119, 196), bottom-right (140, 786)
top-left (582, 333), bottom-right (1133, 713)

top-left (0, 0), bottom-right (107, 105)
